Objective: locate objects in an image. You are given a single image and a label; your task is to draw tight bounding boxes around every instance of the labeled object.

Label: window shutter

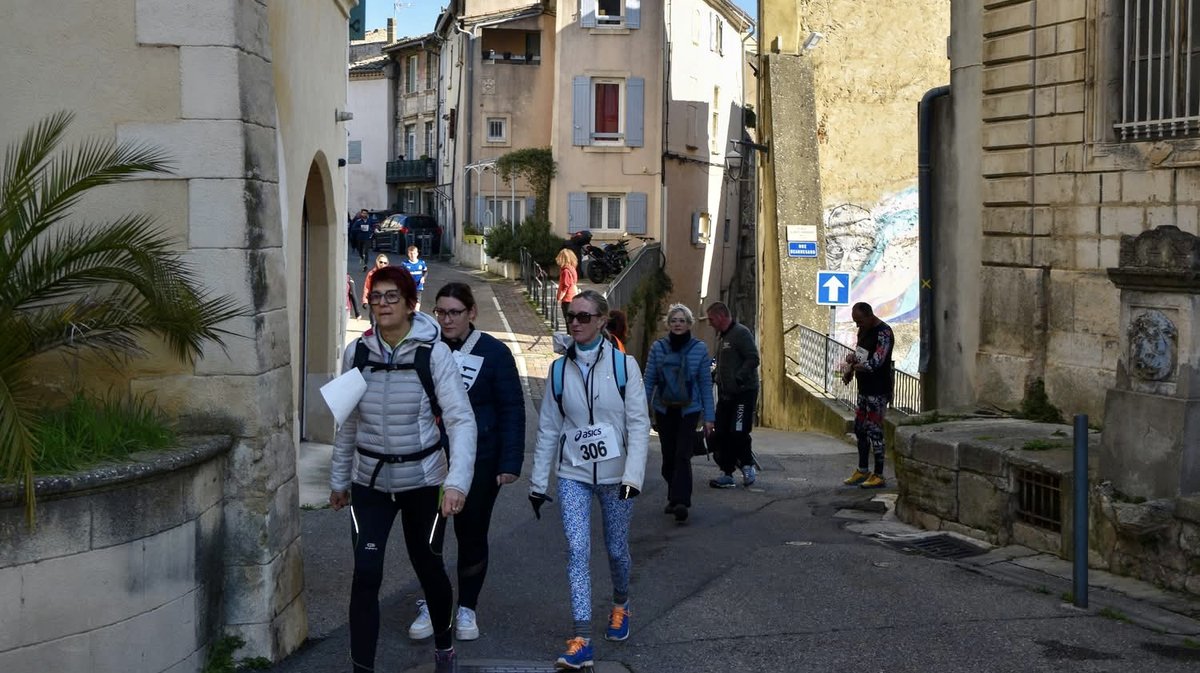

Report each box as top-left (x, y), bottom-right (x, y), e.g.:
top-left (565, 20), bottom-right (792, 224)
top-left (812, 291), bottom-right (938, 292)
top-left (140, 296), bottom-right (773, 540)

top-left (525, 196), bottom-right (536, 221)
top-left (581, 0), bottom-right (597, 28)
top-left (627, 193), bottom-right (648, 235)
top-left (572, 76), bottom-right (591, 146)
top-left (568, 192), bottom-right (589, 233)
top-left (626, 77), bottom-right (645, 147)
top-left (475, 195), bottom-right (486, 226)
top-left (627, 0), bottom-right (641, 28)
top-left (690, 212), bottom-right (700, 245)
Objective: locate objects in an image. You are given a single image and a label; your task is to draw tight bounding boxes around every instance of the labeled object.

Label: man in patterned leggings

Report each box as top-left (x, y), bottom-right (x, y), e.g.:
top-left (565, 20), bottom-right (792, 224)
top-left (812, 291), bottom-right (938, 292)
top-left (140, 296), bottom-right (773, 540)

top-left (842, 302), bottom-right (894, 489)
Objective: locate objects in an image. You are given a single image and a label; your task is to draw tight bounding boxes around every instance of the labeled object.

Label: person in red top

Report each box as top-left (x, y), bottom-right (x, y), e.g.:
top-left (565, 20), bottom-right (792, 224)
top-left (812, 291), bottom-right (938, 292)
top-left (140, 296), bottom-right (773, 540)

top-left (360, 254), bottom-right (390, 311)
top-left (556, 248), bottom-right (579, 325)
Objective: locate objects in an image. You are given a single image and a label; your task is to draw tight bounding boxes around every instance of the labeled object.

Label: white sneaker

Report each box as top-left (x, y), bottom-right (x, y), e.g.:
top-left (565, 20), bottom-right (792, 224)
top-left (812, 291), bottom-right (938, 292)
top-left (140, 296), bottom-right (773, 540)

top-left (455, 606), bottom-right (479, 640)
top-left (408, 600), bottom-right (433, 640)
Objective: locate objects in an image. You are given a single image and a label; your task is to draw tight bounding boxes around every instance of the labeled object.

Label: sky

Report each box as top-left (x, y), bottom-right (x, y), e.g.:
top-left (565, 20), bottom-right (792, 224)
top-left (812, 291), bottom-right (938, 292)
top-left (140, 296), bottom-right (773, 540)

top-left (366, 1), bottom-right (758, 37)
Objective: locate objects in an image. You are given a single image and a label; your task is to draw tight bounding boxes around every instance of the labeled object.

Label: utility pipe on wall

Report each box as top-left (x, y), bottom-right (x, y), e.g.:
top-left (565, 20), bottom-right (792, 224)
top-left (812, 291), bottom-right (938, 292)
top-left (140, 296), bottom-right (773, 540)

top-left (917, 85), bottom-right (951, 406)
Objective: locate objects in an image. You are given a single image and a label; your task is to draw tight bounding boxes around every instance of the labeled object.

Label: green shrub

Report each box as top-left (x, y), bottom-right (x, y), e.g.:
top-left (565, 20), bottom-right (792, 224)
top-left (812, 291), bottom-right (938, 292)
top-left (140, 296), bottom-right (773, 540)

top-left (462, 221), bottom-right (484, 237)
top-left (484, 218), bottom-right (564, 269)
top-left (33, 392), bottom-right (174, 474)
top-left (1017, 378), bottom-right (1063, 424)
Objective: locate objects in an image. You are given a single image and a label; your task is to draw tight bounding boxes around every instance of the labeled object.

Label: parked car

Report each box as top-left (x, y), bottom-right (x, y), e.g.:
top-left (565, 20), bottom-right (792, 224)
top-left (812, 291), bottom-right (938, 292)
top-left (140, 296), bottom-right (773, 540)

top-left (373, 213), bottom-right (442, 255)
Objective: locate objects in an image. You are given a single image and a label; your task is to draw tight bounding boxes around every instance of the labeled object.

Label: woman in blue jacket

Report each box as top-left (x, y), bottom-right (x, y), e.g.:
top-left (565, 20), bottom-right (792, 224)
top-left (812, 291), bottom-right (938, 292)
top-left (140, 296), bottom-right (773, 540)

top-left (407, 282), bottom-right (526, 643)
top-left (643, 303), bottom-right (715, 522)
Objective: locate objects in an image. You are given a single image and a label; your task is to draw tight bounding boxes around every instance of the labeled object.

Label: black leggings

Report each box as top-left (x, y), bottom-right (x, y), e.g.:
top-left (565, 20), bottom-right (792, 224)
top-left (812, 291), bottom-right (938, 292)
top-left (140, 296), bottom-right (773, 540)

top-left (657, 409), bottom-right (699, 507)
top-left (453, 471), bottom-right (502, 610)
top-left (349, 483), bottom-right (453, 671)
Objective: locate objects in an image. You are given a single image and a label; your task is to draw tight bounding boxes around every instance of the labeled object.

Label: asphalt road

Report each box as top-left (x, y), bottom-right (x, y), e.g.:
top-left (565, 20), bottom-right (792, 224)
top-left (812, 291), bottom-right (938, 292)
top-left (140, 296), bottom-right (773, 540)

top-left (282, 258), bottom-right (1200, 673)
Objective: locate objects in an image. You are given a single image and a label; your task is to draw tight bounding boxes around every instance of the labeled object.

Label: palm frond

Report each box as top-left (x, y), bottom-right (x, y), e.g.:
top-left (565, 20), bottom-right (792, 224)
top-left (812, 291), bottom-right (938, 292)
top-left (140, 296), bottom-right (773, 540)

top-left (0, 347), bottom-right (41, 525)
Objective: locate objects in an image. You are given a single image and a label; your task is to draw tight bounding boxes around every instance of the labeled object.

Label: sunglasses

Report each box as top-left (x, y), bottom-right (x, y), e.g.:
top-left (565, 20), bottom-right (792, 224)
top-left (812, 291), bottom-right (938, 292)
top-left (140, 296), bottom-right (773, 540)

top-left (433, 307), bottom-right (468, 319)
top-left (565, 311), bottom-right (600, 324)
top-left (367, 290), bottom-right (405, 305)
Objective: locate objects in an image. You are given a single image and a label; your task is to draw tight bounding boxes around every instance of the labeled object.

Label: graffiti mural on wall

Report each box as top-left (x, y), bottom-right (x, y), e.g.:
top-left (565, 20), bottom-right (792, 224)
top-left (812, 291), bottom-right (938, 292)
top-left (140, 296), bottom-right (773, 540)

top-left (825, 184), bottom-right (920, 373)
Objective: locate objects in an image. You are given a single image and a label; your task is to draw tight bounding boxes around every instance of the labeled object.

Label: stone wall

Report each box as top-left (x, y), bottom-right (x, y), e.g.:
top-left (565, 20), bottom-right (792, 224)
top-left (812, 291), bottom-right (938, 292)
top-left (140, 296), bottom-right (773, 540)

top-left (0, 438), bottom-right (231, 673)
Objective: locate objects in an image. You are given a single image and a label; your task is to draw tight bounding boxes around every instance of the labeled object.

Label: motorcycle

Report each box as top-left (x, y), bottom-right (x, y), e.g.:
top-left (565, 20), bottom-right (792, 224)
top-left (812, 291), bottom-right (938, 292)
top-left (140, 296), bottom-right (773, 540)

top-left (584, 238), bottom-right (631, 284)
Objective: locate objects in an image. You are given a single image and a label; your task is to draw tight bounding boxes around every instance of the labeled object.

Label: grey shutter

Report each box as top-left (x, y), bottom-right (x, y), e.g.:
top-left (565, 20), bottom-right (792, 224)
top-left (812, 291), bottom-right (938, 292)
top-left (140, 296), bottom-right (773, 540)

top-left (572, 76), bottom-right (591, 146)
top-left (525, 196), bottom-right (536, 221)
top-left (475, 195), bottom-right (486, 226)
top-left (627, 193), bottom-right (648, 235)
top-left (690, 212), bottom-right (700, 244)
top-left (625, 77), bottom-right (645, 147)
top-left (627, 0), bottom-right (640, 28)
top-left (568, 192), bottom-right (589, 233)
top-left (581, 0), bottom-right (597, 28)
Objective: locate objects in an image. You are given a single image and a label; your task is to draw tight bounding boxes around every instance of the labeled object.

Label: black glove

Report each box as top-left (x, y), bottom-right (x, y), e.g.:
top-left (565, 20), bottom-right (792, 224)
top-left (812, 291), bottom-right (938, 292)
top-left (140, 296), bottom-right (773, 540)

top-left (619, 485), bottom-right (640, 500)
top-left (529, 492), bottom-right (552, 519)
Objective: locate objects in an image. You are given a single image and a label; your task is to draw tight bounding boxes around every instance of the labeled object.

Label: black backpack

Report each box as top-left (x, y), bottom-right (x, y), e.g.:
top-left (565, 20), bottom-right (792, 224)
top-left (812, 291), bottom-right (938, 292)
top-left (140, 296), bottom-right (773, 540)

top-left (654, 339), bottom-right (698, 408)
top-left (352, 338), bottom-right (441, 418)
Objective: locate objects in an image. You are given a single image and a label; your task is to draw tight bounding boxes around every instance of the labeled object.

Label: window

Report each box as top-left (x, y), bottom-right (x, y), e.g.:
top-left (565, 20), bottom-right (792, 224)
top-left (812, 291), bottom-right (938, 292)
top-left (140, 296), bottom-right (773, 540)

top-left (692, 9), bottom-right (702, 45)
top-left (711, 14), bottom-right (724, 55)
top-left (486, 197), bottom-right (525, 224)
top-left (486, 117), bottom-right (508, 143)
top-left (404, 124), bottom-right (416, 160)
top-left (598, 0), bottom-right (623, 25)
top-left (426, 53), bottom-right (437, 90)
top-left (424, 121), bottom-right (435, 157)
top-left (1116, 0), bottom-right (1200, 139)
top-left (347, 140), bottom-right (362, 165)
top-left (589, 193), bottom-right (625, 231)
top-left (593, 79), bottom-right (622, 142)
top-left (581, 0), bottom-right (640, 29)
top-left (406, 55), bottom-right (418, 94)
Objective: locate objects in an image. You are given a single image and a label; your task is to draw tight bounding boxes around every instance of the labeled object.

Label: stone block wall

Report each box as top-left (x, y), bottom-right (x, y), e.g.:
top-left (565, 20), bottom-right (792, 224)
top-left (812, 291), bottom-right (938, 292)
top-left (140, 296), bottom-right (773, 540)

top-left (974, 0), bottom-right (1200, 420)
top-left (0, 439), bottom-right (230, 673)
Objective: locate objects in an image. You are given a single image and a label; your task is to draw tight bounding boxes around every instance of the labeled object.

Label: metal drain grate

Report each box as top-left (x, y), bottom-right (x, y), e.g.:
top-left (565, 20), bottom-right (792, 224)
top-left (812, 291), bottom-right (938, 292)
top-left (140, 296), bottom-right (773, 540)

top-left (461, 664), bottom-right (558, 673)
top-left (883, 533), bottom-right (988, 559)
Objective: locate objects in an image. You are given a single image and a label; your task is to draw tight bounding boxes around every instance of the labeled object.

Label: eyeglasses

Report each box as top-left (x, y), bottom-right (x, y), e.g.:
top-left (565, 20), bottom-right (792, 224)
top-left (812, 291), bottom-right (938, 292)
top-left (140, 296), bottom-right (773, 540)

top-left (433, 307), bottom-right (468, 319)
top-left (367, 290), bottom-right (405, 305)
top-left (565, 311), bottom-right (599, 324)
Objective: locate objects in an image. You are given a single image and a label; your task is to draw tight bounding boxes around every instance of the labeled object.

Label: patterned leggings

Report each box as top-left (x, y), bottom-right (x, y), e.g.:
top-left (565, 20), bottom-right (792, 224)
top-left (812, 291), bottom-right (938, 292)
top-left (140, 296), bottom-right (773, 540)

top-left (557, 478), bottom-right (633, 633)
top-left (854, 394), bottom-right (889, 476)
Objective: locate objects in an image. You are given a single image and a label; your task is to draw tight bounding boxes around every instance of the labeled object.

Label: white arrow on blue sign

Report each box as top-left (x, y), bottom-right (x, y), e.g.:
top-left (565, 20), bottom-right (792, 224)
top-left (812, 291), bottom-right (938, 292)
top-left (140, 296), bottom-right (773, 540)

top-left (816, 270), bottom-right (851, 306)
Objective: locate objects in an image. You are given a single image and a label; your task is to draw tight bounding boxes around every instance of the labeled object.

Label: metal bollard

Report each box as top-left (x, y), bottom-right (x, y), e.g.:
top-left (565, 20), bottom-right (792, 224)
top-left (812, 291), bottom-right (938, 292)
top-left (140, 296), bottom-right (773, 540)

top-left (1073, 413), bottom-right (1089, 609)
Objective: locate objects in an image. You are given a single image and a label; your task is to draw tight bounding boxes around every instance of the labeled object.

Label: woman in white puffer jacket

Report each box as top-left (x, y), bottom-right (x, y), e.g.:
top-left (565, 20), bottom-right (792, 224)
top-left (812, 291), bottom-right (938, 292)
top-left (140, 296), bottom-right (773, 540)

top-left (329, 265), bottom-right (476, 673)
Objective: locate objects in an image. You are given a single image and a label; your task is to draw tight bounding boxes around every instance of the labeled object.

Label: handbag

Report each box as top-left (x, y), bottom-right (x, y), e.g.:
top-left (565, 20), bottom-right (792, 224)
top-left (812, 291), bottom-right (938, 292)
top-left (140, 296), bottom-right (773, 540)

top-left (693, 430), bottom-right (710, 458)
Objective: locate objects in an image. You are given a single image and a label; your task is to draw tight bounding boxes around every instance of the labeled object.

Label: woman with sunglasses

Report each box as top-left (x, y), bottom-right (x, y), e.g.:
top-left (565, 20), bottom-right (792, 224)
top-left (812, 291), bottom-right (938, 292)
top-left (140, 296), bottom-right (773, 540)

top-left (360, 253), bottom-right (391, 312)
top-left (406, 282), bottom-right (525, 643)
top-left (555, 248), bottom-right (580, 325)
top-left (529, 290), bottom-right (650, 670)
top-left (329, 265), bottom-right (477, 673)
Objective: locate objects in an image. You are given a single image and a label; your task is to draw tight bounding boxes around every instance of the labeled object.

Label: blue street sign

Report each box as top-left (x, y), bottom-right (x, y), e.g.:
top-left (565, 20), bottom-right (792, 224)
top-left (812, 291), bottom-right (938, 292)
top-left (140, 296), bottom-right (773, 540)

top-left (816, 270), bottom-right (851, 306)
top-left (787, 241), bottom-right (817, 258)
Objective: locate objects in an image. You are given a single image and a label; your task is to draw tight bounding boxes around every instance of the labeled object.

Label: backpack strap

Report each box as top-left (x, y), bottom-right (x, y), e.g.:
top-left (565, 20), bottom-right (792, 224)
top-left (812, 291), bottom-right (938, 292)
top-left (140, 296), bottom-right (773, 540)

top-left (551, 357), bottom-right (566, 417)
top-left (611, 347), bottom-right (627, 400)
top-left (354, 338), bottom-right (441, 419)
top-left (353, 338), bottom-right (370, 372)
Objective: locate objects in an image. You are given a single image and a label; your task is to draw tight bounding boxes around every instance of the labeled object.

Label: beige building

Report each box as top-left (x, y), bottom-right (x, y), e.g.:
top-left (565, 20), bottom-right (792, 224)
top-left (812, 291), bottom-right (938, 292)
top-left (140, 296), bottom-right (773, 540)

top-left (936, 0), bottom-right (1200, 421)
top-left (0, 0), bottom-right (356, 667)
top-left (386, 34), bottom-right (442, 217)
top-left (348, 21), bottom-right (398, 212)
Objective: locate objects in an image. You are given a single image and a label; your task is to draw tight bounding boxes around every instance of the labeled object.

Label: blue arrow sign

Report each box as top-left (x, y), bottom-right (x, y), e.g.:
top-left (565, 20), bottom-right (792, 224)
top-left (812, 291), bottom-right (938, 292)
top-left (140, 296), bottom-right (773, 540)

top-left (816, 270), bottom-right (851, 306)
top-left (787, 241), bottom-right (817, 258)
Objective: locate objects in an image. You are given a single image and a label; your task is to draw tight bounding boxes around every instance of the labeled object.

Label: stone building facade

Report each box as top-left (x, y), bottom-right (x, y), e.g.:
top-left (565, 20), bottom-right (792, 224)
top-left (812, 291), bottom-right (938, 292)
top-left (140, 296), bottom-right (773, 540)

top-left (951, 0), bottom-right (1200, 420)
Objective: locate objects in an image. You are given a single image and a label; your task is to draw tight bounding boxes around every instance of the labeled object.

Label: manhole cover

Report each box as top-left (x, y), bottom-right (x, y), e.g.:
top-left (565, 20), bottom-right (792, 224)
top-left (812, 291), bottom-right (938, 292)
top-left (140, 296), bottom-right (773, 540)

top-left (882, 533), bottom-right (988, 560)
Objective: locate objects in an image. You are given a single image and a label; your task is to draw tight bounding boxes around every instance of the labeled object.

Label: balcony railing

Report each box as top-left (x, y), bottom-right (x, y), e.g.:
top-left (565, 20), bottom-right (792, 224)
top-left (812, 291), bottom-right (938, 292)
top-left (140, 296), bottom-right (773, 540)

top-left (787, 323), bottom-right (921, 415)
top-left (386, 158), bottom-right (435, 183)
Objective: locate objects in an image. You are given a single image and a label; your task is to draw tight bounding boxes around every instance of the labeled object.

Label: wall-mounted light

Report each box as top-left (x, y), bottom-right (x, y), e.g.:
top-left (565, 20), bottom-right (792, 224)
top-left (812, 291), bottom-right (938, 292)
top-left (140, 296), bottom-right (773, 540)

top-left (803, 32), bottom-right (824, 51)
top-left (335, 109), bottom-right (355, 123)
top-left (724, 139), bottom-right (769, 183)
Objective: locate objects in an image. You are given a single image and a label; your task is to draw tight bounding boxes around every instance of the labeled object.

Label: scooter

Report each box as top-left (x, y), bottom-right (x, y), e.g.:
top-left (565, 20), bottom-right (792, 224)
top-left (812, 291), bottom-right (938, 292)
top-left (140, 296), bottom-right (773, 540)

top-left (584, 238), bottom-right (631, 283)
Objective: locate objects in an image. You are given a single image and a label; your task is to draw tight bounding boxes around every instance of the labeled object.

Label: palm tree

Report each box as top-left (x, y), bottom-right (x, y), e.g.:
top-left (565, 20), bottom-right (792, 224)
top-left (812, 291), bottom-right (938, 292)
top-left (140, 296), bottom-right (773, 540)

top-left (0, 112), bottom-right (242, 524)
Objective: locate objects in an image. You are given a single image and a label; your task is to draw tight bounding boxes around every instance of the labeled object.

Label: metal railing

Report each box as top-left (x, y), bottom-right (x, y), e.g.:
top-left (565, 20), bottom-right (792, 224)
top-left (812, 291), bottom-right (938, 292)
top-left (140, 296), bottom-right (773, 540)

top-left (787, 324), bottom-right (921, 414)
top-left (603, 242), bottom-right (661, 310)
top-left (519, 247), bottom-right (560, 331)
top-left (1116, 0), bottom-right (1200, 140)
top-left (386, 158), bottom-right (436, 183)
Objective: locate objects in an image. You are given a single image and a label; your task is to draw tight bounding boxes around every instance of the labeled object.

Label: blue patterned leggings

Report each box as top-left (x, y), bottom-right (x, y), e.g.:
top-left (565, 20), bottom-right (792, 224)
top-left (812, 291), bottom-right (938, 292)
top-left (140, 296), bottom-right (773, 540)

top-left (557, 478), bottom-right (633, 628)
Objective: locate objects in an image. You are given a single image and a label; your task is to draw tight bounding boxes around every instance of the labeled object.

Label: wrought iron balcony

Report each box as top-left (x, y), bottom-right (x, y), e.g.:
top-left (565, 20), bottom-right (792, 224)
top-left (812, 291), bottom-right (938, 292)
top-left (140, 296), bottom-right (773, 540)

top-left (386, 158), bottom-right (435, 183)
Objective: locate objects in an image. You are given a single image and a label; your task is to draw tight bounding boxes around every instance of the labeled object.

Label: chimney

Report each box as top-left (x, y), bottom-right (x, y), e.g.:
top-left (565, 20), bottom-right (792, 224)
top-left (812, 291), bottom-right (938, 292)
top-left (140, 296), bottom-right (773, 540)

top-left (387, 18), bottom-right (394, 43)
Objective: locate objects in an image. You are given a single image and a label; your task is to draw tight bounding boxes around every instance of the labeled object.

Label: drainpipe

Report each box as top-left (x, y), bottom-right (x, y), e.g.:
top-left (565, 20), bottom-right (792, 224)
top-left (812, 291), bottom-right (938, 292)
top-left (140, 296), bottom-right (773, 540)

top-left (918, 85), bottom-right (950, 406)
top-left (455, 20), bottom-right (476, 225)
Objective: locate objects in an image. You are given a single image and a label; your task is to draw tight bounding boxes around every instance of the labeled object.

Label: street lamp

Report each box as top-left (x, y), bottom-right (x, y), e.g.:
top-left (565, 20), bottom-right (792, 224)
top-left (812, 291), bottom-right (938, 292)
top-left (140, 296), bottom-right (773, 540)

top-left (724, 139), bottom-right (769, 183)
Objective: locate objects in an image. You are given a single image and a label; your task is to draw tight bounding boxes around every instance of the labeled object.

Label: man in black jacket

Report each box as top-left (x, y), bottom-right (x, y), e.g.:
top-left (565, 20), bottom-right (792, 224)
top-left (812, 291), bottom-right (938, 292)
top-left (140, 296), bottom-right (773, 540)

top-left (705, 302), bottom-right (760, 488)
top-left (842, 302), bottom-right (894, 489)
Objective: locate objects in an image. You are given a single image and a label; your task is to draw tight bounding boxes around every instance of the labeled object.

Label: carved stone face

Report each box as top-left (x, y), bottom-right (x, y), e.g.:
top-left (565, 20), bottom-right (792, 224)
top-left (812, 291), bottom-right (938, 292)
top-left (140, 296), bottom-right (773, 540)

top-left (1129, 310), bottom-right (1177, 381)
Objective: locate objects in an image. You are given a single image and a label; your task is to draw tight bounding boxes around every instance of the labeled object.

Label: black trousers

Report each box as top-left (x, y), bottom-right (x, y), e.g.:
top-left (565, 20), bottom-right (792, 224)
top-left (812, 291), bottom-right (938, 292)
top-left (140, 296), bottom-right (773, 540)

top-left (349, 483), bottom-right (453, 671)
top-left (713, 391), bottom-right (756, 475)
top-left (354, 237), bottom-right (370, 264)
top-left (657, 409), bottom-right (700, 507)
top-left (453, 471), bottom-right (502, 610)
top-left (561, 301), bottom-right (571, 324)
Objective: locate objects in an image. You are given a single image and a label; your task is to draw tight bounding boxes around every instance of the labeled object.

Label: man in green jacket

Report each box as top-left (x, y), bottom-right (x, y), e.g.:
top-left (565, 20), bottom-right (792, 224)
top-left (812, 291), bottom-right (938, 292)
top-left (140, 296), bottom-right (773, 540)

top-left (705, 302), bottom-right (760, 488)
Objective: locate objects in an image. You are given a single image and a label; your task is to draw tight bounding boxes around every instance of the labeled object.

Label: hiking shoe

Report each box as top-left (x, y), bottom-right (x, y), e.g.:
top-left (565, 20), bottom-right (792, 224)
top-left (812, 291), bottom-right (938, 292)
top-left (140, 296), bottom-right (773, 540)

top-left (664, 502), bottom-right (675, 514)
top-left (741, 465), bottom-right (757, 487)
top-left (709, 474), bottom-right (736, 488)
top-left (672, 503), bottom-right (689, 522)
top-left (408, 599), bottom-right (433, 640)
top-left (556, 637), bottom-right (594, 669)
top-left (434, 647), bottom-right (458, 673)
top-left (843, 469), bottom-right (870, 486)
top-left (860, 474), bottom-right (887, 489)
top-left (454, 606), bottom-right (479, 640)
top-left (605, 603), bottom-right (630, 641)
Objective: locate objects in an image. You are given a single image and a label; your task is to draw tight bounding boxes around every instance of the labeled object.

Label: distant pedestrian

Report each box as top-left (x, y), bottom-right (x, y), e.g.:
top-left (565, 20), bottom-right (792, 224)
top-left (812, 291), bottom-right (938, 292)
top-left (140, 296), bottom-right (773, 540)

top-left (361, 254), bottom-right (390, 312)
top-left (606, 309), bottom-right (628, 353)
top-left (530, 290), bottom-right (650, 670)
top-left (404, 282), bottom-right (525, 643)
top-left (555, 248), bottom-right (580, 325)
top-left (842, 302), bottom-right (894, 489)
top-left (346, 274), bottom-right (359, 319)
top-left (705, 302), bottom-right (760, 489)
top-left (350, 209), bottom-right (374, 270)
top-left (643, 304), bottom-right (714, 522)
top-left (329, 265), bottom-right (477, 673)
top-left (401, 245), bottom-right (429, 310)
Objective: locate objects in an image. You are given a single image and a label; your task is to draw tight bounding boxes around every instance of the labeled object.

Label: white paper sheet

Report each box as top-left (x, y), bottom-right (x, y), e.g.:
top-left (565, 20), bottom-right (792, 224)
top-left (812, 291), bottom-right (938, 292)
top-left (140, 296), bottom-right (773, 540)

top-left (320, 367), bottom-right (368, 426)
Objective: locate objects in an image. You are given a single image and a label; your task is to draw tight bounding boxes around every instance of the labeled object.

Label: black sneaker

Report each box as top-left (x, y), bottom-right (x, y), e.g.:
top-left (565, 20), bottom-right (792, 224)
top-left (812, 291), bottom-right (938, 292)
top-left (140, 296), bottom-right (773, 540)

top-left (672, 504), bottom-right (689, 522)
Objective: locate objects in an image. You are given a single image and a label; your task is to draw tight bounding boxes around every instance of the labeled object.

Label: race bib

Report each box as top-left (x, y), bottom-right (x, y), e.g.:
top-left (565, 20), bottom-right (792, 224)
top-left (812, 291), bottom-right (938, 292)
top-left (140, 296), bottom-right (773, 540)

top-left (359, 224), bottom-right (370, 232)
top-left (452, 351), bottom-right (484, 391)
top-left (564, 422), bottom-right (622, 467)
